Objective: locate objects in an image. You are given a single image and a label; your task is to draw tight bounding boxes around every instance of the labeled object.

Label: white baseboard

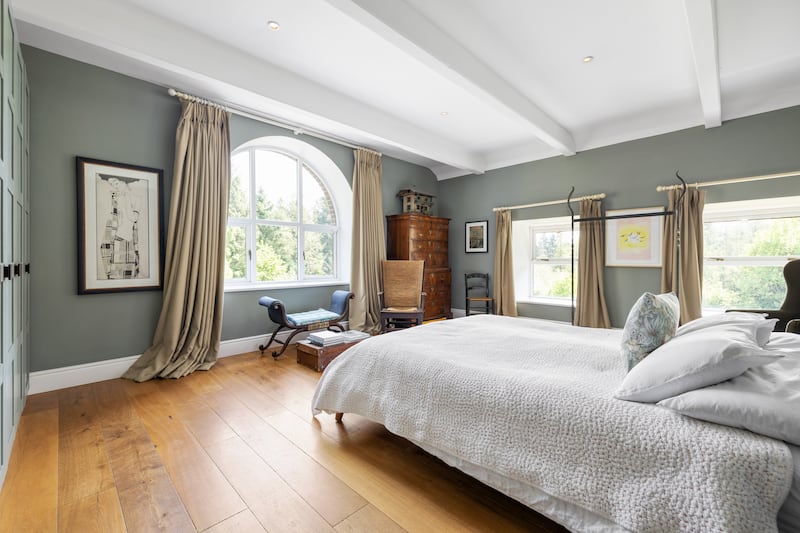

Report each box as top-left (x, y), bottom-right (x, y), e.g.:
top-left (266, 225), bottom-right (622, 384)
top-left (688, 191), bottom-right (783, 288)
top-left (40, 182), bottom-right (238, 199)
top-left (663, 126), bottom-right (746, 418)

top-left (28, 323), bottom-right (348, 395)
top-left (29, 355), bottom-right (141, 395)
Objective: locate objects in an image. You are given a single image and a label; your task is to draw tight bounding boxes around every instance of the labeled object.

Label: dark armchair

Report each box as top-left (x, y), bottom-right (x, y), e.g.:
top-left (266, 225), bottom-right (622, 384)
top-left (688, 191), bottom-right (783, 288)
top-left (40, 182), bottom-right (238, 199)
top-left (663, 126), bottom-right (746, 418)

top-left (727, 259), bottom-right (800, 332)
top-left (380, 260), bottom-right (426, 333)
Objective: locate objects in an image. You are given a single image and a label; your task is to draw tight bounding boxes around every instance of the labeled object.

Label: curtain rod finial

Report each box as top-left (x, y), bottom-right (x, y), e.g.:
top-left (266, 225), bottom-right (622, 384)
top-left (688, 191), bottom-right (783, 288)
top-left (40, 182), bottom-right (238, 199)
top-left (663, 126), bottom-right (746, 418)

top-left (168, 88), bottom-right (177, 97)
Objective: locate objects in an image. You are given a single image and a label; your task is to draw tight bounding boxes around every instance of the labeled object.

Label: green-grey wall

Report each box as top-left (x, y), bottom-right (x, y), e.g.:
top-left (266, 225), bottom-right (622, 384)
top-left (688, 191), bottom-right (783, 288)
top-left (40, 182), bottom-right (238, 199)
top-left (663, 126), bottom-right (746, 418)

top-left (439, 105), bottom-right (800, 327)
top-left (25, 45), bottom-right (437, 372)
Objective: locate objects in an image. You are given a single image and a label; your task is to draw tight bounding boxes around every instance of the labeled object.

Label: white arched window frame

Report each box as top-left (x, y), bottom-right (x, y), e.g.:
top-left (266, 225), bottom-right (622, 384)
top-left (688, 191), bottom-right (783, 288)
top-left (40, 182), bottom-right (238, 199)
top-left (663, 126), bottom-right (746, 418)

top-left (224, 136), bottom-right (352, 291)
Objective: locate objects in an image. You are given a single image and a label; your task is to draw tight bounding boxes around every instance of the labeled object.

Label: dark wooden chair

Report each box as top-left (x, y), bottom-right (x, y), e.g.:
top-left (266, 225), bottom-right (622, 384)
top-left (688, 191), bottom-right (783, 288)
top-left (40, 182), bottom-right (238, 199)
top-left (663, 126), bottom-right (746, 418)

top-left (727, 259), bottom-right (800, 332)
top-left (465, 273), bottom-right (493, 315)
top-left (258, 290), bottom-right (354, 358)
top-left (380, 260), bottom-right (426, 333)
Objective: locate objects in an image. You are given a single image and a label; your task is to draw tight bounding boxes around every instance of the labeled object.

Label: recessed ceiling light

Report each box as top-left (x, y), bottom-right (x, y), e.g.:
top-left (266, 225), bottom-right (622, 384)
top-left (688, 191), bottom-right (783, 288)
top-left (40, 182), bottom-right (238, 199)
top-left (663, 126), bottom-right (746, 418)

top-left (267, 20), bottom-right (280, 31)
top-left (583, 56), bottom-right (594, 63)
top-left (440, 111), bottom-right (449, 116)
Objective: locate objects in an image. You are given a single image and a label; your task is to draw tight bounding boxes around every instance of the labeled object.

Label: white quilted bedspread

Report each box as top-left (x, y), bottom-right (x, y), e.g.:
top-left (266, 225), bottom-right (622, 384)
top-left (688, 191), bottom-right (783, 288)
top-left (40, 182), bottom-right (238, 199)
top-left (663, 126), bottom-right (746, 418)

top-left (312, 315), bottom-right (794, 532)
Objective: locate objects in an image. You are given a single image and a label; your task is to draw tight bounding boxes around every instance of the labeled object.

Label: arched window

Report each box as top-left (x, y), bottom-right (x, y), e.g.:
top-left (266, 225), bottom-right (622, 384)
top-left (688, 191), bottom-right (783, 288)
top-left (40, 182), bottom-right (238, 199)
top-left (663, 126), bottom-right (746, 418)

top-left (225, 136), bottom-right (351, 289)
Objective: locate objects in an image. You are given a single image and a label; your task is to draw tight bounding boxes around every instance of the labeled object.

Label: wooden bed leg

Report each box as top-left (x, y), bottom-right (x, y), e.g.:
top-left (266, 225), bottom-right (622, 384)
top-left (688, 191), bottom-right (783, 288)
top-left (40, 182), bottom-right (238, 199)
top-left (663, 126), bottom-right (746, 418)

top-left (335, 412), bottom-right (343, 423)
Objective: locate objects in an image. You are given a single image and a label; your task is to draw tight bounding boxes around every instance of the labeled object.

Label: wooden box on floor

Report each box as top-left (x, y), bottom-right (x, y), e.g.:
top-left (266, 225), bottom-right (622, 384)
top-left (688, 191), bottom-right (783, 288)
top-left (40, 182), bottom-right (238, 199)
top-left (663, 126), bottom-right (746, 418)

top-left (296, 340), bottom-right (362, 372)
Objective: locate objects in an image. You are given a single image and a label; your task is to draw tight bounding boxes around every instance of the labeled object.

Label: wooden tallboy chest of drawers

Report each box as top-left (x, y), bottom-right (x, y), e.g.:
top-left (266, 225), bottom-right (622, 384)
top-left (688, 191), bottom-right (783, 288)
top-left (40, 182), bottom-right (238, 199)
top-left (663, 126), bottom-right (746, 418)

top-left (386, 214), bottom-right (452, 321)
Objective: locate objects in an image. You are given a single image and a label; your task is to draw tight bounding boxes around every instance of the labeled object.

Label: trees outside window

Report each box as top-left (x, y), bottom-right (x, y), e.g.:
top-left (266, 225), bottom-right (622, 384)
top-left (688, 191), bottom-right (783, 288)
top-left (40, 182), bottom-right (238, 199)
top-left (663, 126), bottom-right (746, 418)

top-left (225, 143), bottom-right (341, 287)
top-left (702, 196), bottom-right (800, 312)
top-left (512, 217), bottom-right (578, 305)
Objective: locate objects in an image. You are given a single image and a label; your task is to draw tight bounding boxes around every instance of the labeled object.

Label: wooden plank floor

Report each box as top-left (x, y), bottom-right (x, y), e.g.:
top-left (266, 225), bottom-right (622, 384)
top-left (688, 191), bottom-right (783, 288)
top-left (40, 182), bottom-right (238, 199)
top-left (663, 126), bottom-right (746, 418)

top-left (0, 347), bottom-right (567, 532)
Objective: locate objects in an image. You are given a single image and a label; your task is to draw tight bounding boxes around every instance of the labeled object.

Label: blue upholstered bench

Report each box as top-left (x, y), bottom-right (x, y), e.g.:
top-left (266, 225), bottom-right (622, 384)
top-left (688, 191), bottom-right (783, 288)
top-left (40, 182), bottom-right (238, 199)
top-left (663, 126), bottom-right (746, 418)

top-left (257, 290), bottom-right (354, 358)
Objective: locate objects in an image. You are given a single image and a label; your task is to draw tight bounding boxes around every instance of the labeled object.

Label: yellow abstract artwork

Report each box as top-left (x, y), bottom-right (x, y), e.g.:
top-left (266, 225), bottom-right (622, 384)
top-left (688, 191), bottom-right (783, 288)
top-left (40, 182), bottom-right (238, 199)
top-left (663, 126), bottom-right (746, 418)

top-left (605, 207), bottom-right (663, 267)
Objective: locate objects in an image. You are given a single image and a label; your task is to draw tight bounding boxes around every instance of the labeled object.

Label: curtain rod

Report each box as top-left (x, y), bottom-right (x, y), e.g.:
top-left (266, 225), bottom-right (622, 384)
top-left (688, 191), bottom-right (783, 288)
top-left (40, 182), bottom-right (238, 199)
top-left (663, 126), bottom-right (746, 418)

top-left (493, 193), bottom-right (606, 212)
top-left (656, 169), bottom-right (800, 191)
top-left (167, 88), bottom-right (382, 157)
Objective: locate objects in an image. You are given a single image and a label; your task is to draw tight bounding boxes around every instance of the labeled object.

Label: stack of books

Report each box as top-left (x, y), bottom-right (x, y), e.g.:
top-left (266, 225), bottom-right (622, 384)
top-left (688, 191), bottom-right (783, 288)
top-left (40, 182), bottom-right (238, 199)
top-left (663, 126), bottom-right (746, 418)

top-left (307, 329), bottom-right (370, 346)
top-left (308, 330), bottom-right (345, 346)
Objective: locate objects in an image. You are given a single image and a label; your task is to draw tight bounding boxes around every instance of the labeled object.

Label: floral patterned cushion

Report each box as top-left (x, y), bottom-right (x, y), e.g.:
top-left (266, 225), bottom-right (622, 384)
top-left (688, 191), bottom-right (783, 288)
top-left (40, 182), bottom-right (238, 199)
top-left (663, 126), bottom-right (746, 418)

top-left (621, 292), bottom-right (680, 370)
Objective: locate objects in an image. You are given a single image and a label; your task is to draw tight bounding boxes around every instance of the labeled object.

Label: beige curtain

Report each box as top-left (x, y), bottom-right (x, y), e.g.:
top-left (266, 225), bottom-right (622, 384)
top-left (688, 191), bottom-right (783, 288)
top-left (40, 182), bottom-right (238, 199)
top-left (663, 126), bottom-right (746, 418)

top-left (493, 209), bottom-right (517, 316)
top-left (349, 149), bottom-right (386, 335)
top-left (574, 199), bottom-right (611, 328)
top-left (661, 188), bottom-right (706, 324)
top-left (123, 101), bottom-right (230, 381)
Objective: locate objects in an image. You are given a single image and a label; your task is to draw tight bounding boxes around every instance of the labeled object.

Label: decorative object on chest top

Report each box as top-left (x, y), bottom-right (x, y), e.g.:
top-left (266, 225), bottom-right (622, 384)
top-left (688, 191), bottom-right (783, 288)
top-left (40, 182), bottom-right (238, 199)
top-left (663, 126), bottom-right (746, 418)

top-left (257, 290), bottom-right (354, 358)
top-left (386, 214), bottom-right (452, 321)
top-left (397, 188), bottom-right (435, 215)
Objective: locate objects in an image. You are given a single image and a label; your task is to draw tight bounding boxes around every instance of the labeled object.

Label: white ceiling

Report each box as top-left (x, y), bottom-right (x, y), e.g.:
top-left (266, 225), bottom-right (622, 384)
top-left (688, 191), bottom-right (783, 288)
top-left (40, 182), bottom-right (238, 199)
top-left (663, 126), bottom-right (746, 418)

top-left (11, 0), bottom-right (800, 179)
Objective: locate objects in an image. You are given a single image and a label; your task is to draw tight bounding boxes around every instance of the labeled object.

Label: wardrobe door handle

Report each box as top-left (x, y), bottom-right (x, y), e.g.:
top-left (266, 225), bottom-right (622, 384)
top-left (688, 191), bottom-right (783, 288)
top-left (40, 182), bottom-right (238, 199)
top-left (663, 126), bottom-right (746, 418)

top-left (24, 263), bottom-right (30, 274)
top-left (13, 264), bottom-right (20, 277)
top-left (2, 265), bottom-right (11, 281)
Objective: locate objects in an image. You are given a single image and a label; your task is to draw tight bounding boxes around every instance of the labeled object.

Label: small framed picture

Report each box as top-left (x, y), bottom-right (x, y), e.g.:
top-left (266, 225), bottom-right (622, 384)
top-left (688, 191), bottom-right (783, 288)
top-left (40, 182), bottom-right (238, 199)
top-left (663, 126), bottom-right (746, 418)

top-left (605, 207), bottom-right (663, 267)
top-left (465, 220), bottom-right (488, 253)
top-left (76, 157), bottom-right (164, 294)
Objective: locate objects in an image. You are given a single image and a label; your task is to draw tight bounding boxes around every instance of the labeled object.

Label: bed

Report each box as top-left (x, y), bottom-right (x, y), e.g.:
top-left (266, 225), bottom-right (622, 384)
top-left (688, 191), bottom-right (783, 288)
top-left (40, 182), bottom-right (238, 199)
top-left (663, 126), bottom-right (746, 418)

top-left (312, 314), bottom-right (800, 532)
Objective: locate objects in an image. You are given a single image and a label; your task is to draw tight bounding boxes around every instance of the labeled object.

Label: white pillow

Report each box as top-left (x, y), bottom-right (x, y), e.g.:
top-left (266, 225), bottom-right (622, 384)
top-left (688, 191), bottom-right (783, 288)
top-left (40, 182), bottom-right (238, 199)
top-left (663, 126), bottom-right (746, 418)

top-left (614, 326), bottom-right (783, 403)
top-left (658, 340), bottom-right (800, 445)
top-left (676, 312), bottom-right (777, 347)
top-left (620, 292), bottom-right (680, 370)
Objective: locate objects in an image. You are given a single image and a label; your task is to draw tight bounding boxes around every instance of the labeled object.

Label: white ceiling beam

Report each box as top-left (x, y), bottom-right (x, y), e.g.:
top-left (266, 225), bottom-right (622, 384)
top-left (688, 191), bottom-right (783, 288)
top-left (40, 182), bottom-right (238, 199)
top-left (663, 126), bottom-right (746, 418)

top-left (323, 0), bottom-right (576, 156)
top-left (682, 0), bottom-right (722, 128)
top-left (12, 0), bottom-right (485, 175)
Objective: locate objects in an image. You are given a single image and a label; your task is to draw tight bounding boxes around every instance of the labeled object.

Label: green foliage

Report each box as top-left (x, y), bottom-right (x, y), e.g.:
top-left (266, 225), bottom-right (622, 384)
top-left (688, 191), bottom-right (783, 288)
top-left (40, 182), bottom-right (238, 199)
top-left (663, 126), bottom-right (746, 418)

top-left (225, 226), bottom-right (246, 280)
top-left (256, 185), bottom-right (297, 222)
top-left (228, 170), bottom-right (249, 218)
top-left (256, 225), bottom-right (297, 281)
top-left (304, 231), bottom-right (335, 277)
top-left (703, 217), bottom-right (800, 309)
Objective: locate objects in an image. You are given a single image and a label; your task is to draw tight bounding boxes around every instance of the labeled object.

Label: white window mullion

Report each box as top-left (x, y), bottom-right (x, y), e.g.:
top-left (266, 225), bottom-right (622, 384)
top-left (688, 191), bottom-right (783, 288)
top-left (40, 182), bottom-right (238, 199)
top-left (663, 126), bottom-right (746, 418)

top-left (248, 148), bottom-right (257, 283)
top-left (297, 157), bottom-right (305, 281)
top-left (244, 223), bottom-right (254, 283)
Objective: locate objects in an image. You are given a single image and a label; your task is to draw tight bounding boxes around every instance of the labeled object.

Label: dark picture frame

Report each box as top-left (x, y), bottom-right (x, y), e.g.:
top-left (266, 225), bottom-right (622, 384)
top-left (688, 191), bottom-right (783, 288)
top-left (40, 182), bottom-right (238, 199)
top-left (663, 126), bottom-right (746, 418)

top-left (465, 220), bottom-right (488, 253)
top-left (76, 157), bottom-right (164, 294)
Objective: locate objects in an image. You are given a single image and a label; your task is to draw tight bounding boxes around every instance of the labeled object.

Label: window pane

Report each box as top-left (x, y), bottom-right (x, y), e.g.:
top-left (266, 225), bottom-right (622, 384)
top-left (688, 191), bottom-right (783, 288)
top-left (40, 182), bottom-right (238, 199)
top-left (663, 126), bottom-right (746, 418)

top-left (229, 151), bottom-right (250, 218)
top-left (256, 224), bottom-right (297, 281)
top-left (705, 217), bottom-right (800, 257)
top-left (302, 165), bottom-right (335, 225)
top-left (255, 150), bottom-right (297, 221)
top-left (534, 230), bottom-right (576, 260)
top-left (225, 226), bottom-right (247, 280)
top-left (531, 264), bottom-right (575, 298)
top-left (703, 265), bottom-right (786, 310)
top-left (304, 231), bottom-right (335, 277)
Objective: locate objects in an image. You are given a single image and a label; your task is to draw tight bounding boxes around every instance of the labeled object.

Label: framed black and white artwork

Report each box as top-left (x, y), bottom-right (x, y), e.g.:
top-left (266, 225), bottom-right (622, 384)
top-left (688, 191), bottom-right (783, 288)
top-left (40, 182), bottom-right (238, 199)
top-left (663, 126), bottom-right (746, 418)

top-left (465, 220), bottom-right (488, 253)
top-left (76, 157), bottom-right (163, 294)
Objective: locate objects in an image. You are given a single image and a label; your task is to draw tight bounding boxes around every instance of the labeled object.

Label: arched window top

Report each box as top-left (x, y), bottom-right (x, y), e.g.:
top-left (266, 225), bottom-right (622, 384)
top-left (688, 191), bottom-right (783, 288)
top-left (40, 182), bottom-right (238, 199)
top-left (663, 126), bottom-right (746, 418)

top-left (225, 136), bottom-right (352, 290)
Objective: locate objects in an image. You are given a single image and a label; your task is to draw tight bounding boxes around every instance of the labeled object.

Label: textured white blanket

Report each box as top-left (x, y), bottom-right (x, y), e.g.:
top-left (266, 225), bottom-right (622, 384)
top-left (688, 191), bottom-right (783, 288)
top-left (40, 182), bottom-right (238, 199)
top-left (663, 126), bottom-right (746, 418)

top-left (312, 315), bottom-right (794, 532)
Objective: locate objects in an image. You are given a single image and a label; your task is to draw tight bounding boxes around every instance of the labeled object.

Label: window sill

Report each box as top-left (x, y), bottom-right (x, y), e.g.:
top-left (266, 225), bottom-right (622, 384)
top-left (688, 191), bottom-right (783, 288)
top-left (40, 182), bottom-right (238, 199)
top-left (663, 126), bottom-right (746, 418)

top-left (224, 279), bottom-right (349, 293)
top-left (516, 297), bottom-right (574, 308)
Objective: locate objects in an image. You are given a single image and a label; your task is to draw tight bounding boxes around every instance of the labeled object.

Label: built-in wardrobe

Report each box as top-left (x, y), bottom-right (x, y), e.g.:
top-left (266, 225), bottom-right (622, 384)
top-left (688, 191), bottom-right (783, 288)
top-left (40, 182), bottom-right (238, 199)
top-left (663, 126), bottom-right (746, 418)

top-left (0, 0), bottom-right (30, 487)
